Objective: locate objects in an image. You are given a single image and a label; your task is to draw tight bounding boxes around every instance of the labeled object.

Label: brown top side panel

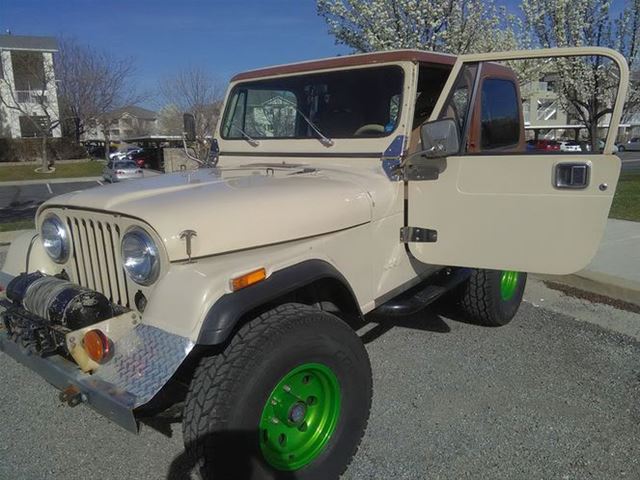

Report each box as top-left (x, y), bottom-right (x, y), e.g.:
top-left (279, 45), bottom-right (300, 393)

top-left (231, 50), bottom-right (457, 82)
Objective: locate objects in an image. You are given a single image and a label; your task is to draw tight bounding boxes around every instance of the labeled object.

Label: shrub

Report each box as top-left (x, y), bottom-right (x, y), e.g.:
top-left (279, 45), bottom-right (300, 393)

top-left (0, 138), bottom-right (88, 163)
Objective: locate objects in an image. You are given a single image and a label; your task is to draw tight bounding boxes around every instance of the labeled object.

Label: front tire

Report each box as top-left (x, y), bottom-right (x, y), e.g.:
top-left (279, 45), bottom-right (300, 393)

top-left (183, 303), bottom-right (372, 480)
top-left (455, 269), bottom-right (527, 326)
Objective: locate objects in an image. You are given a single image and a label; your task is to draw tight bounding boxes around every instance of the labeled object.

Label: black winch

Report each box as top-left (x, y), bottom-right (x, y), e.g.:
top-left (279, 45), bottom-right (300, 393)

top-left (2, 271), bottom-right (120, 355)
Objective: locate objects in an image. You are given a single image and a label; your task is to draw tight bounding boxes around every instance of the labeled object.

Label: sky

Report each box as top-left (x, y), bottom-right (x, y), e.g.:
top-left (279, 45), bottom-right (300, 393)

top-left (0, 0), bottom-right (350, 107)
top-left (0, 0), bottom-right (628, 108)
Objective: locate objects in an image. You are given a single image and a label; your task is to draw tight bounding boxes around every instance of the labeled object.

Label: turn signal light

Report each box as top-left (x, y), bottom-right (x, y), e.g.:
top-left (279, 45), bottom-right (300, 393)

top-left (231, 268), bottom-right (266, 291)
top-left (83, 329), bottom-right (112, 364)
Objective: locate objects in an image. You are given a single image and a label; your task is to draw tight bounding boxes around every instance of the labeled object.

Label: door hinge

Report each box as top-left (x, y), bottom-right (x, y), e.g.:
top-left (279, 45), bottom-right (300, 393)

top-left (400, 227), bottom-right (438, 243)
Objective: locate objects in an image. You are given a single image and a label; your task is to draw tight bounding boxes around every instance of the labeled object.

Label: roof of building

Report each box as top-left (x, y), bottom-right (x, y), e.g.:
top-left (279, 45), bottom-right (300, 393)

top-left (109, 105), bottom-right (158, 120)
top-left (231, 49), bottom-right (456, 82)
top-left (0, 34), bottom-right (58, 52)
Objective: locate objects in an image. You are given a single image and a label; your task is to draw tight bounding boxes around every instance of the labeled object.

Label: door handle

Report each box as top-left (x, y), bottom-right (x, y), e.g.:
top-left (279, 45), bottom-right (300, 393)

top-left (554, 162), bottom-right (590, 189)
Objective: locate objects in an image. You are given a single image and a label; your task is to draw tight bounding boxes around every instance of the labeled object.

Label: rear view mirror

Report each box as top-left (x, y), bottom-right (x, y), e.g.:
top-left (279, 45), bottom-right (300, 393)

top-left (183, 113), bottom-right (196, 142)
top-left (420, 118), bottom-right (460, 158)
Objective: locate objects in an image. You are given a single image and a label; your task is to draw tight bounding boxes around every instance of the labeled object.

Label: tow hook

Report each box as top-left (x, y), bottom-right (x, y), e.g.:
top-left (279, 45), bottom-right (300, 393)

top-left (59, 385), bottom-right (86, 407)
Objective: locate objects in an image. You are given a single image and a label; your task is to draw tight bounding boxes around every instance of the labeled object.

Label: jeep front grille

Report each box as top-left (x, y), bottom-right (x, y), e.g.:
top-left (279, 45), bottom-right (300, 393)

top-left (64, 213), bottom-right (131, 308)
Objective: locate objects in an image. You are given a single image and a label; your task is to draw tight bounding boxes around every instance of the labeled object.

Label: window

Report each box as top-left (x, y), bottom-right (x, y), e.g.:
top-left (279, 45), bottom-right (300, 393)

top-left (11, 51), bottom-right (45, 91)
top-left (438, 63), bottom-right (478, 135)
top-left (19, 116), bottom-right (47, 137)
top-left (222, 66), bottom-right (403, 140)
top-left (480, 79), bottom-right (520, 150)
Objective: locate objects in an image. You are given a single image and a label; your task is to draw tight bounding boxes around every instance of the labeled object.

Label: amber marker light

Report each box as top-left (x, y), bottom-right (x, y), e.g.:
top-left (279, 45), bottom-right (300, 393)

top-left (231, 268), bottom-right (267, 291)
top-left (83, 329), bottom-right (112, 364)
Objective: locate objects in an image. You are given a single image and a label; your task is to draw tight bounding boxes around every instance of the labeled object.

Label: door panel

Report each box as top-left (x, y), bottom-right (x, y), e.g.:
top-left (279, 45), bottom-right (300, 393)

top-left (406, 47), bottom-right (629, 274)
top-left (408, 153), bottom-right (620, 274)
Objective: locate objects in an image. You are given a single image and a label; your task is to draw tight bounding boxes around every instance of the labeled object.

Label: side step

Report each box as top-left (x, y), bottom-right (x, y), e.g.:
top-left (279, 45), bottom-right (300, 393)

top-left (374, 268), bottom-right (472, 317)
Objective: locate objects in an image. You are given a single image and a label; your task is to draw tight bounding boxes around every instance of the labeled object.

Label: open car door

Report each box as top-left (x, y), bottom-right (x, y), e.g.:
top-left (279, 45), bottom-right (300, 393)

top-left (404, 47), bottom-right (629, 275)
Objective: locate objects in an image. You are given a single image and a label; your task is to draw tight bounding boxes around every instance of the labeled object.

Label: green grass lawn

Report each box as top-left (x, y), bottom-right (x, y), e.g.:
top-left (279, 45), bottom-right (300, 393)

top-left (0, 219), bottom-right (35, 232)
top-left (609, 173), bottom-right (640, 222)
top-left (0, 160), bottom-right (104, 182)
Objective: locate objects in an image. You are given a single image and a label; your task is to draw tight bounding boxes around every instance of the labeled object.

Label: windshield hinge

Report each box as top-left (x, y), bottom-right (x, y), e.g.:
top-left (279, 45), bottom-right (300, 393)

top-left (400, 227), bottom-right (438, 243)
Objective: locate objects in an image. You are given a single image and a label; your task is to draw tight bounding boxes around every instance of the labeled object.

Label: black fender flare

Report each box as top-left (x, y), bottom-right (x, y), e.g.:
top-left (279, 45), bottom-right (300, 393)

top-left (197, 259), bottom-right (362, 345)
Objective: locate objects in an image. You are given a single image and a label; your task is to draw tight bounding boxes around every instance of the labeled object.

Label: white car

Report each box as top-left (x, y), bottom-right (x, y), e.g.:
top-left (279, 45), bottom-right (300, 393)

top-left (102, 159), bottom-right (143, 182)
top-left (559, 141), bottom-right (582, 152)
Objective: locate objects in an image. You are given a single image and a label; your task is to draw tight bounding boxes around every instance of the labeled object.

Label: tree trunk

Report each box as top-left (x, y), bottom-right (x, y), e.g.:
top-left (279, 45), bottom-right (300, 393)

top-left (104, 127), bottom-right (111, 161)
top-left (41, 135), bottom-right (49, 172)
top-left (74, 117), bottom-right (82, 143)
top-left (589, 122), bottom-right (599, 153)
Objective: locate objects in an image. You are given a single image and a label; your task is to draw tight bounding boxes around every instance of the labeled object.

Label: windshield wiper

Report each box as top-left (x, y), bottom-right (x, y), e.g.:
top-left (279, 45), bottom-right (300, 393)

top-left (278, 96), bottom-right (334, 147)
top-left (231, 125), bottom-right (260, 147)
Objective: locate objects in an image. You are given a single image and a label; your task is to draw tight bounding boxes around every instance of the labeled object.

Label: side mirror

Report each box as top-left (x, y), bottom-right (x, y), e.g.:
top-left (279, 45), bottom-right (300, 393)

top-left (420, 118), bottom-right (460, 158)
top-left (183, 113), bottom-right (196, 142)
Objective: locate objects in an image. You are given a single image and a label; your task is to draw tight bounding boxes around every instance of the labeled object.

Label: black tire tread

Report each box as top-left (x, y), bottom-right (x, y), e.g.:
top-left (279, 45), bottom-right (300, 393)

top-left (459, 269), bottom-right (496, 326)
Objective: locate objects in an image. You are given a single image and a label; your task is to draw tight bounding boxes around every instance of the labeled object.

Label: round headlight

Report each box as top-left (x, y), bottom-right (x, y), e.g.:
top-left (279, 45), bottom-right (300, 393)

top-left (121, 227), bottom-right (160, 285)
top-left (41, 214), bottom-right (70, 263)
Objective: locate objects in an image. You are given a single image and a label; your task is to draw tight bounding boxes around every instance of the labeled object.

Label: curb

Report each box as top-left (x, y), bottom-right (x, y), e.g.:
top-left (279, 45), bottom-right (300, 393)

top-left (0, 176), bottom-right (102, 187)
top-left (534, 271), bottom-right (640, 308)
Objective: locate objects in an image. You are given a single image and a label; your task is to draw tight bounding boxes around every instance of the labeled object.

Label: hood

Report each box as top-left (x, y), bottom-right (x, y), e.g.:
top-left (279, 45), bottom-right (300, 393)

top-left (42, 167), bottom-right (372, 261)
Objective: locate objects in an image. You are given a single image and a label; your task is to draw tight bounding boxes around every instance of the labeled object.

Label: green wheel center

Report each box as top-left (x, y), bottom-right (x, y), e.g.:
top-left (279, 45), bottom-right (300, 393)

top-left (500, 270), bottom-right (520, 301)
top-left (259, 363), bottom-right (341, 471)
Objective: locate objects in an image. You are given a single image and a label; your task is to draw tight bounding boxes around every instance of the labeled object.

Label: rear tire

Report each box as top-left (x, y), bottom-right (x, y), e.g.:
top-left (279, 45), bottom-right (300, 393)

top-left (455, 269), bottom-right (526, 327)
top-left (183, 303), bottom-right (372, 480)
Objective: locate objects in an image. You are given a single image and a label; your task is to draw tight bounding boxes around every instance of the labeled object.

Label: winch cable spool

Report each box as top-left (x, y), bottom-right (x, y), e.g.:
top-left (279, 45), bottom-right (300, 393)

top-left (6, 272), bottom-right (114, 330)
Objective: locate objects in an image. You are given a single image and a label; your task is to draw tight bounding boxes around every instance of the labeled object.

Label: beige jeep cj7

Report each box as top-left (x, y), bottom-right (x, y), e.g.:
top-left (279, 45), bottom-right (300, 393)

top-left (0, 46), bottom-right (628, 479)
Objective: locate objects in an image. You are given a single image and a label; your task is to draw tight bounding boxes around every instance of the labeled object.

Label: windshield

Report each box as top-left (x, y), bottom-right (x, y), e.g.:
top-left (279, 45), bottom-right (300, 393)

top-left (221, 65), bottom-right (403, 140)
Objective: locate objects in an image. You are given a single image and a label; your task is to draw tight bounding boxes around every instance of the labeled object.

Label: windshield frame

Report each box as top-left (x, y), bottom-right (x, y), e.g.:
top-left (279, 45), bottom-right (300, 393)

top-left (220, 64), bottom-right (405, 142)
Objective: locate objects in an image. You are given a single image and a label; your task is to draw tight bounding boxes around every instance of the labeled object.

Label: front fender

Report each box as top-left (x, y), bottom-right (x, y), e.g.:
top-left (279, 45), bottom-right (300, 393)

top-left (3, 231), bottom-right (59, 276)
top-left (198, 259), bottom-right (361, 345)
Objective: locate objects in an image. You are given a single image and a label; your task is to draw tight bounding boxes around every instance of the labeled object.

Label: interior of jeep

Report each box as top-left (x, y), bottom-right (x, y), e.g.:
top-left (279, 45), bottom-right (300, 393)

top-left (222, 65), bottom-right (405, 140)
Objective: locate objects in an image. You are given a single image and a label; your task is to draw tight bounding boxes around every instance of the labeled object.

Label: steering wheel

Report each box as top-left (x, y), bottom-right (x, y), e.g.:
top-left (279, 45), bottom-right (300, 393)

top-left (354, 124), bottom-right (385, 136)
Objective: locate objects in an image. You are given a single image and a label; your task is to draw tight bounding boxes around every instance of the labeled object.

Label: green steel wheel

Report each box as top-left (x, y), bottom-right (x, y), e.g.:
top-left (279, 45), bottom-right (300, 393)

top-left (500, 270), bottom-right (520, 301)
top-left (455, 269), bottom-right (527, 326)
top-left (183, 303), bottom-right (372, 480)
top-left (259, 363), bottom-right (341, 470)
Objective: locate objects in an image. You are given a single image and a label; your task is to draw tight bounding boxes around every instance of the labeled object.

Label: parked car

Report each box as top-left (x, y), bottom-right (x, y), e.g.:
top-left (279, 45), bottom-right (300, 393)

top-left (86, 144), bottom-right (116, 159)
top-left (102, 159), bottom-right (143, 182)
top-left (559, 140), bottom-right (582, 152)
top-left (527, 138), bottom-right (560, 152)
top-left (128, 149), bottom-right (157, 169)
top-left (617, 137), bottom-right (640, 152)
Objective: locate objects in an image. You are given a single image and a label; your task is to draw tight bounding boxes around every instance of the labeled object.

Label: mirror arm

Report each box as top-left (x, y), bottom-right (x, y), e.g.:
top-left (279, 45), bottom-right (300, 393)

top-left (182, 133), bottom-right (209, 168)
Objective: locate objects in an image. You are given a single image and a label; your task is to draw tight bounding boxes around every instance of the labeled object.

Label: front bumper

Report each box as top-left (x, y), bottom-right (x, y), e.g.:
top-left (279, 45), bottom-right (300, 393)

top-left (0, 319), bottom-right (194, 433)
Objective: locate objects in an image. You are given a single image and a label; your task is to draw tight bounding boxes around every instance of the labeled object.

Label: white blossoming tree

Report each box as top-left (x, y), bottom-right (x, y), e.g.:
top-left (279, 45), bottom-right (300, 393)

top-left (316, 0), bottom-right (520, 54)
top-left (522, 0), bottom-right (640, 150)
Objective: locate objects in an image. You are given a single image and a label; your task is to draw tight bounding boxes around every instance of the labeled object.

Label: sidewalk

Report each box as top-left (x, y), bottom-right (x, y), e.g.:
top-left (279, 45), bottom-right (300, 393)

top-left (536, 218), bottom-right (640, 306)
top-left (0, 176), bottom-right (102, 187)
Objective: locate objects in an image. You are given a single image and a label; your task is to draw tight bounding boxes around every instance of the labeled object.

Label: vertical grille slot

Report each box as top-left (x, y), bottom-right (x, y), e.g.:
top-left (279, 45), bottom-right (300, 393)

top-left (61, 212), bottom-right (131, 308)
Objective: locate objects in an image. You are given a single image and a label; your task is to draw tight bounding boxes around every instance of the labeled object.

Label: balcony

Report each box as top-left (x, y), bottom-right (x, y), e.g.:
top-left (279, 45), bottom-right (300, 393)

top-left (15, 90), bottom-right (47, 104)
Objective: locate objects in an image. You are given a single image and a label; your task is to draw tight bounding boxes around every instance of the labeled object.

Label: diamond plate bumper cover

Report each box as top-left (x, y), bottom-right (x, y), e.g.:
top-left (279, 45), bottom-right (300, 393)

top-left (0, 324), bottom-right (194, 432)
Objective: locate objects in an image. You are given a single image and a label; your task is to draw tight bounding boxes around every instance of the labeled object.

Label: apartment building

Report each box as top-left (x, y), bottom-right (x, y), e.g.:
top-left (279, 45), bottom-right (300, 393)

top-left (0, 34), bottom-right (61, 139)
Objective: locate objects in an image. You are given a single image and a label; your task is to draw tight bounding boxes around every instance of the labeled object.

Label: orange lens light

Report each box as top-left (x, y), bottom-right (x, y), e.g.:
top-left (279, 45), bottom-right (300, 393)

top-left (82, 329), bottom-right (111, 364)
top-left (231, 268), bottom-right (267, 291)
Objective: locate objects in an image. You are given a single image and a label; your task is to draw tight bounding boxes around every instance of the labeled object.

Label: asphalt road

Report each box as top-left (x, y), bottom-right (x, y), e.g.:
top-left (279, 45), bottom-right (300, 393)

top-left (619, 151), bottom-right (640, 173)
top-left (0, 278), bottom-right (638, 480)
top-left (0, 180), bottom-right (102, 223)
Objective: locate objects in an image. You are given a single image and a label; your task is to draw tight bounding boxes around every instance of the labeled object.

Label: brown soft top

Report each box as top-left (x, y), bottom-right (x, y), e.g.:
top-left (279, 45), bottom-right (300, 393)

top-left (231, 49), bottom-right (456, 82)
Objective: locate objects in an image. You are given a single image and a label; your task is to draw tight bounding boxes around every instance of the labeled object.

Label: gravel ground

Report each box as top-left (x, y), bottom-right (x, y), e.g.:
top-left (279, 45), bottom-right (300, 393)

top-left (0, 276), bottom-right (638, 480)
